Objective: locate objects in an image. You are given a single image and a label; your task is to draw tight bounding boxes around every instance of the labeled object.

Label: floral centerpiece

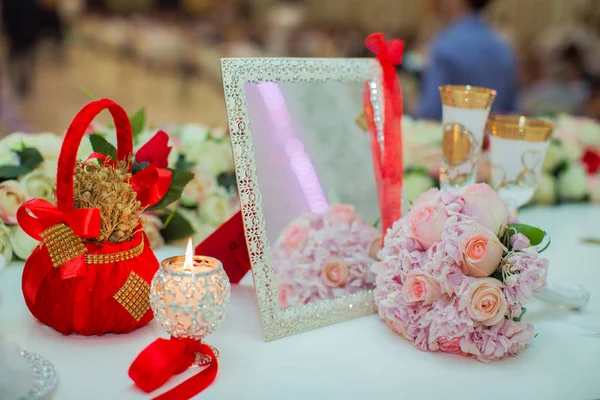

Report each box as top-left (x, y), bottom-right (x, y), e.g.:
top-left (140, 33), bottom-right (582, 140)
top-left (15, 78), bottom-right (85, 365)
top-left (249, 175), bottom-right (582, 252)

top-left (373, 184), bottom-right (550, 362)
top-left (272, 204), bottom-right (380, 308)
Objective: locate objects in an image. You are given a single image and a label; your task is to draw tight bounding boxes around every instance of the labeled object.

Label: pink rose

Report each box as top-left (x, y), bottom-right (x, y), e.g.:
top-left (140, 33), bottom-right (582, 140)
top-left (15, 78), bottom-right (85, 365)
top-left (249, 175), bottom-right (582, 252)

top-left (459, 224), bottom-right (505, 277)
top-left (321, 258), bottom-right (349, 287)
top-left (282, 220), bottom-right (310, 250)
top-left (368, 236), bottom-right (382, 260)
top-left (509, 233), bottom-right (531, 251)
top-left (0, 180), bottom-right (27, 225)
top-left (436, 337), bottom-right (468, 356)
top-left (328, 204), bottom-right (356, 223)
top-left (460, 278), bottom-right (508, 326)
top-left (409, 204), bottom-right (449, 249)
top-left (461, 183), bottom-right (508, 235)
top-left (402, 271), bottom-right (441, 305)
top-left (411, 187), bottom-right (440, 209)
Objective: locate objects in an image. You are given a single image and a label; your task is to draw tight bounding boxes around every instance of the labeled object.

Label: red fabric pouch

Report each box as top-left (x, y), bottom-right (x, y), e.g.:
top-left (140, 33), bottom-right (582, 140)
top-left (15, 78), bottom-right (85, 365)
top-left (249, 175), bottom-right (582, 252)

top-left (18, 99), bottom-right (159, 335)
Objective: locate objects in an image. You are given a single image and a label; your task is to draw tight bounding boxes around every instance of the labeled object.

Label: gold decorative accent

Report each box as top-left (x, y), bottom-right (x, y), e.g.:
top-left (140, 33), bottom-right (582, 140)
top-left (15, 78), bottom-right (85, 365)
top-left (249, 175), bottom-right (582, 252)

top-left (488, 115), bottom-right (554, 143)
top-left (40, 223), bottom-right (87, 268)
top-left (113, 271), bottom-right (151, 321)
top-left (85, 240), bottom-right (144, 264)
top-left (442, 123), bottom-right (475, 166)
top-left (491, 150), bottom-right (542, 190)
top-left (356, 112), bottom-right (368, 132)
top-left (221, 58), bottom-right (380, 341)
top-left (439, 85), bottom-right (496, 109)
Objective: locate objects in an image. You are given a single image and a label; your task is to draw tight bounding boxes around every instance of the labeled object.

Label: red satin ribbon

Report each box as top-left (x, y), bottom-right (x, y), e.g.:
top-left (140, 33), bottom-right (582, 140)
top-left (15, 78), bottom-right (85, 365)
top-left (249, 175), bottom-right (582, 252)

top-left (136, 130), bottom-right (172, 169)
top-left (129, 337), bottom-right (218, 400)
top-left (17, 199), bottom-right (101, 304)
top-left (364, 33), bottom-right (404, 237)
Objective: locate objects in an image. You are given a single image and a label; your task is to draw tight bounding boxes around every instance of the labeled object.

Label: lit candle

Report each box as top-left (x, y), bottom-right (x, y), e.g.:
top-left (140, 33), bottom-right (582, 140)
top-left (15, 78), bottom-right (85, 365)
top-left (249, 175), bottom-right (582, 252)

top-left (178, 238), bottom-right (212, 274)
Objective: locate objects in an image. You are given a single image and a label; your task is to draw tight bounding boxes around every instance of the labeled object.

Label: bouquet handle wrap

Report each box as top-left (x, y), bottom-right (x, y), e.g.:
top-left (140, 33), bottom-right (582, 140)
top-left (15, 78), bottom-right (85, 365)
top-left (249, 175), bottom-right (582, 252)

top-left (18, 98), bottom-right (159, 336)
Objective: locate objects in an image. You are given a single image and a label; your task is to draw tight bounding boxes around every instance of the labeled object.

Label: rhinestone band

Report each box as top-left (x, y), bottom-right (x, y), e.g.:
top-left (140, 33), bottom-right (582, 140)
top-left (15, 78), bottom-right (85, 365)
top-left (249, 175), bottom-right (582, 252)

top-left (85, 240), bottom-right (144, 264)
top-left (40, 223), bottom-right (87, 268)
top-left (113, 271), bottom-right (151, 321)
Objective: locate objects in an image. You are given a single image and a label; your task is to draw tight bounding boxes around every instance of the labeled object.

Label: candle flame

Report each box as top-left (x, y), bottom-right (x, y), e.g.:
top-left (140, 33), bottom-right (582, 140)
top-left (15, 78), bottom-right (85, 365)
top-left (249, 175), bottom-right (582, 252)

top-left (184, 238), bottom-right (194, 270)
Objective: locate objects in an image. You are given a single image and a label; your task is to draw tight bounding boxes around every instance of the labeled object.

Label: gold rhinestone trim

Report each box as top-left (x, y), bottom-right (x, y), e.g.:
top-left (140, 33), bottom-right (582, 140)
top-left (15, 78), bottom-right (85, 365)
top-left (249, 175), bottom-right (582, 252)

top-left (439, 85), bottom-right (497, 110)
top-left (113, 271), bottom-right (151, 321)
top-left (488, 115), bottom-right (554, 142)
top-left (85, 240), bottom-right (144, 264)
top-left (40, 224), bottom-right (87, 268)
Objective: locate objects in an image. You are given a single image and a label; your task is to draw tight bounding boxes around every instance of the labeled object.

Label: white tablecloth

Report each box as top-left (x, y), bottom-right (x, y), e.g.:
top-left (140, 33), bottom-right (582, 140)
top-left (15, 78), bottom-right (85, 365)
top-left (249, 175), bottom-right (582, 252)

top-left (1, 205), bottom-right (600, 400)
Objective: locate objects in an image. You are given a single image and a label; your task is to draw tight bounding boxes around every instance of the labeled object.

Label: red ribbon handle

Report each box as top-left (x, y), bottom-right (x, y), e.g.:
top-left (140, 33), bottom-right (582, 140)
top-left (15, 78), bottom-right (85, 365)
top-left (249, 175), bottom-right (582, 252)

top-left (56, 98), bottom-right (133, 212)
top-left (364, 33), bottom-right (404, 238)
top-left (129, 338), bottom-right (218, 400)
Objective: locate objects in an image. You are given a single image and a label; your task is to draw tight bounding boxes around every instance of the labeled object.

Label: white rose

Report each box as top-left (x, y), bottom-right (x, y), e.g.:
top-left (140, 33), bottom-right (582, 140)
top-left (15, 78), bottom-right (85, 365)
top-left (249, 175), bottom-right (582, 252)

top-left (9, 226), bottom-right (38, 260)
top-left (0, 181), bottom-right (27, 224)
top-left (199, 189), bottom-right (234, 226)
top-left (196, 139), bottom-right (235, 176)
top-left (532, 173), bottom-right (557, 205)
top-left (588, 175), bottom-right (600, 203)
top-left (542, 141), bottom-right (565, 173)
top-left (173, 208), bottom-right (216, 244)
top-left (0, 148), bottom-right (19, 167)
top-left (177, 124), bottom-right (210, 155)
top-left (0, 222), bottom-right (13, 265)
top-left (562, 140), bottom-right (583, 162)
top-left (38, 159), bottom-right (58, 179)
top-left (557, 164), bottom-right (589, 201)
top-left (181, 166), bottom-right (217, 207)
top-left (24, 133), bottom-right (62, 161)
top-left (142, 214), bottom-right (165, 249)
top-left (19, 170), bottom-right (54, 200)
top-left (579, 122), bottom-right (600, 147)
top-left (403, 172), bottom-right (435, 206)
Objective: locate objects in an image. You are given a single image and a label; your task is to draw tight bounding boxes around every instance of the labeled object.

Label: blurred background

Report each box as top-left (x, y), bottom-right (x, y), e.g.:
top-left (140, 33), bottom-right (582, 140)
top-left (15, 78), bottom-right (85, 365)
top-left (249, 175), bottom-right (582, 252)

top-left (1, 0), bottom-right (600, 134)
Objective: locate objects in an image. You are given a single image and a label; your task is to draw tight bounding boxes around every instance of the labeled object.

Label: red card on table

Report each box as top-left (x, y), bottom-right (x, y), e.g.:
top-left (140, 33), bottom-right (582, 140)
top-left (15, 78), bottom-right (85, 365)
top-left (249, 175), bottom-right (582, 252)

top-left (195, 211), bottom-right (251, 284)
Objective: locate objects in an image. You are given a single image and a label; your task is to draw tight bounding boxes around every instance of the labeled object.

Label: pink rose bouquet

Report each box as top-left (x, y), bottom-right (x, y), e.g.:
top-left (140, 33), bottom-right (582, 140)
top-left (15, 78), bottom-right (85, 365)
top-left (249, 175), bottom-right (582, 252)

top-left (273, 204), bottom-right (380, 308)
top-left (373, 184), bottom-right (550, 362)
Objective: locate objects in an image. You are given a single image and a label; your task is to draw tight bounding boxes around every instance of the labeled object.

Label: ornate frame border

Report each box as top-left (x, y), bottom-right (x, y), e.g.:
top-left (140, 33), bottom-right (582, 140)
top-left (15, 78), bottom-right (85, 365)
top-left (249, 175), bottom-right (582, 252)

top-left (221, 58), bottom-right (382, 341)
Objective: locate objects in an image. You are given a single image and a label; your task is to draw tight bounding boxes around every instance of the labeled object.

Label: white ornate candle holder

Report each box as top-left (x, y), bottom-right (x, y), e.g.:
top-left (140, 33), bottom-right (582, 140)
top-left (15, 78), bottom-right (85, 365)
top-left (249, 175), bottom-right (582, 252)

top-left (150, 250), bottom-right (231, 363)
top-left (439, 85), bottom-right (496, 189)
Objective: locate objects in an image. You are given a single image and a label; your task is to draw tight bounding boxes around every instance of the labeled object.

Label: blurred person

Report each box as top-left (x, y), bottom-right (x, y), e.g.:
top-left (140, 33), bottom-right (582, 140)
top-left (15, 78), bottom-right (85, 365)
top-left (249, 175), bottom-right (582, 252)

top-left (39, 0), bottom-right (67, 62)
top-left (417, 0), bottom-right (517, 120)
top-left (1, 0), bottom-right (44, 98)
top-left (519, 44), bottom-right (591, 116)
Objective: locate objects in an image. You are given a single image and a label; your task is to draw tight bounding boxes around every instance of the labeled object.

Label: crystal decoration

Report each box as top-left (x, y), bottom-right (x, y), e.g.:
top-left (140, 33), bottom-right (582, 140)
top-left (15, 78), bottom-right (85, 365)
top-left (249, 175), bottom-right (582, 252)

top-left (20, 350), bottom-right (59, 400)
top-left (150, 255), bottom-right (231, 341)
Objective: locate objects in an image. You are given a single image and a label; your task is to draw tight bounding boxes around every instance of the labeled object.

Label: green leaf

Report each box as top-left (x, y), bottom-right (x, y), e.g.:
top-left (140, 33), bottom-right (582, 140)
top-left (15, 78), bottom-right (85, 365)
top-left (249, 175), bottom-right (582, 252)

top-left (148, 168), bottom-right (194, 211)
top-left (491, 269), bottom-right (504, 282)
top-left (163, 204), bottom-right (178, 227)
top-left (514, 307), bottom-right (527, 322)
top-left (132, 161), bottom-right (149, 174)
top-left (0, 165), bottom-right (30, 179)
top-left (89, 134), bottom-right (117, 160)
top-left (373, 218), bottom-right (381, 228)
top-left (160, 210), bottom-right (195, 242)
top-left (216, 172), bottom-right (237, 192)
top-left (130, 108), bottom-right (146, 142)
top-left (15, 147), bottom-right (43, 170)
top-left (175, 154), bottom-right (194, 171)
top-left (80, 87), bottom-right (98, 100)
top-left (508, 224), bottom-right (547, 246)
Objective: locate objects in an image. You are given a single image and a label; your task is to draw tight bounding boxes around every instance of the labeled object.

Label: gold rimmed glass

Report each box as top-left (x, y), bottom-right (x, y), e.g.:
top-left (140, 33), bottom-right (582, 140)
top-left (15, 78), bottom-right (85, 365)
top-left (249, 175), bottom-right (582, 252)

top-left (487, 115), bottom-right (554, 210)
top-left (438, 85), bottom-right (497, 189)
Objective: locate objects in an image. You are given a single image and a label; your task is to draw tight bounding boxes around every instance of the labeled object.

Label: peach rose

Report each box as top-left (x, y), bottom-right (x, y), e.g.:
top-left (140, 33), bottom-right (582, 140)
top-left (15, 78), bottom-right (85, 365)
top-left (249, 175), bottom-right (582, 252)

top-left (281, 220), bottom-right (310, 250)
top-left (368, 236), bottom-right (382, 260)
top-left (328, 204), bottom-right (356, 223)
top-left (409, 204), bottom-right (449, 249)
top-left (459, 224), bottom-right (505, 277)
top-left (321, 258), bottom-right (349, 287)
top-left (0, 181), bottom-right (27, 225)
top-left (460, 184), bottom-right (508, 235)
top-left (402, 271), bottom-right (441, 305)
top-left (460, 278), bottom-right (508, 326)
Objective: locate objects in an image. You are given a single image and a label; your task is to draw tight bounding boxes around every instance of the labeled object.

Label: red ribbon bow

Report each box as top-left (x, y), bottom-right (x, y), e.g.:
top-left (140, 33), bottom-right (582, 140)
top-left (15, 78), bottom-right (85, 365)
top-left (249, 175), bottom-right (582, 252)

top-left (17, 199), bottom-right (101, 304)
top-left (364, 33), bottom-right (405, 238)
top-left (129, 337), bottom-right (218, 400)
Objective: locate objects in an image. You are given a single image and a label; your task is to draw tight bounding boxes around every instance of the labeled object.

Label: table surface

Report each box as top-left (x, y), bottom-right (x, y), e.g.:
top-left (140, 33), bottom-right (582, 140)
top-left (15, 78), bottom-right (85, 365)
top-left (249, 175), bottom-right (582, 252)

top-left (1, 205), bottom-right (600, 400)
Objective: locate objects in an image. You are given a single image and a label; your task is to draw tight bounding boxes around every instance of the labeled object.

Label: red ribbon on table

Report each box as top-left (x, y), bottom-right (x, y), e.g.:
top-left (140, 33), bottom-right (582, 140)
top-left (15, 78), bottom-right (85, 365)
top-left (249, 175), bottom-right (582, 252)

top-left (129, 337), bottom-right (218, 400)
top-left (364, 32), bottom-right (404, 238)
top-left (17, 198), bottom-right (101, 303)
